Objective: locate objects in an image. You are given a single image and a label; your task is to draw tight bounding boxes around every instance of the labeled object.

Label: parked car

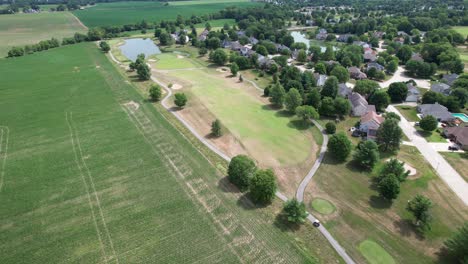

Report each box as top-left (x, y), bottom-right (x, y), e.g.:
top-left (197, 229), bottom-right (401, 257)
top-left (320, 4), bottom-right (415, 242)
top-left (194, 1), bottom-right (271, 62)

top-left (415, 122), bottom-right (420, 126)
top-left (448, 145), bottom-right (460, 151)
top-left (313, 219), bottom-right (320, 227)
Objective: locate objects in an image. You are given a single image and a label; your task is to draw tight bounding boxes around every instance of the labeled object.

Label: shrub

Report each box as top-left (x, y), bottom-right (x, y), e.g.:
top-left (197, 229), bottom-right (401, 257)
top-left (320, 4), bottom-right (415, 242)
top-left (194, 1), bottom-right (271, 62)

top-left (227, 155), bottom-right (256, 192)
top-left (325, 122), bottom-right (336, 134)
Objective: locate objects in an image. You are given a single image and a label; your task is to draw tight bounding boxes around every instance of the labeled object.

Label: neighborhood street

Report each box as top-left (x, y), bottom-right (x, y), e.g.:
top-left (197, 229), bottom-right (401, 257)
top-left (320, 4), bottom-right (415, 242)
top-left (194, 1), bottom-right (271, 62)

top-left (379, 66), bottom-right (431, 89)
top-left (387, 105), bottom-right (468, 205)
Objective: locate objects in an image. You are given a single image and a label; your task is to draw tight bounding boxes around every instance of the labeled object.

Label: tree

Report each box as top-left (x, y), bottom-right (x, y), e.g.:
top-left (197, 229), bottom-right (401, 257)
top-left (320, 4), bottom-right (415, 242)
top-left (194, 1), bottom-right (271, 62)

top-left (305, 89), bottom-right (321, 109)
top-left (136, 63), bottom-right (151, 81)
top-left (230, 62), bottom-right (239, 76)
top-left (7, 47), bottom-right (24, 57)
top-left (385, 112), bottom-right (401, 121)
top-left (321, 45), bottom-right (336, 61)
top-left (334, 97), bottom-right (351, 117)
top-left (211, 119), bottom-right (222, 137)
top-left (325, 122), bottom-right (336, 134)
top-left (387, 82), bottom-right (408, 102)
top-left (270, 83), bottom-right (286, 108)
top-left (443, 222), bottom-right (468, 263)
top-left (297, 49), bottom-right (307, 63)
top-left (210, 49), bottom-right (228, 65)
top-left (321, 76), bottom-right (339, 98)
top-left (406, 195), bottom-right (433, 231)
top-left (314, 62), bottom-right (327, 74)
top-left (256, 45), bottom-right (268, 56)
top-left (376, 119), bottom-right (403, 152)
top-left (369, 90), bottom-right (390, 112)
top-left (99, 41), bottom-right (110, 53)
top-left (378, 174), bottom-right (400, 200)
top-left (283, 199), bottom-right (308, 224)
top-left (295, 105), bottom-right (319, 122)
top-left (419, 115), bottom-right (438, 132)
top-left (396, 45), bottom-right (412, 63)
top-left (451, 88), bottom-right (468, 107)
top-left (319, 97), bottom-right (335, 116)
top-left (380, 158), bottom-right (409, 182)
top-left (174, 93), bottom-right (187, 108)
top-left (198, 47), bottom-right (208, 56)
top-left (285, 88), bottom-right (303, 112)
top-left (386, 60), bottom-right (398, 73)
top-left (353, 140), bottom-right (379, 170)
top-left (227, 155), bottom-right (256, 191)
top-left (249, 169), bottom-right (277, 204)
top-left (353, 80), bottom-right (379, 97)
top-left (327, 132), bottom-right (352, 162)
top-left (159, 32), bottom-right (172, 46)
top-left (149, 84), bottom-right (162, 101)
top-left (330, 65), bottom-right (349, 83)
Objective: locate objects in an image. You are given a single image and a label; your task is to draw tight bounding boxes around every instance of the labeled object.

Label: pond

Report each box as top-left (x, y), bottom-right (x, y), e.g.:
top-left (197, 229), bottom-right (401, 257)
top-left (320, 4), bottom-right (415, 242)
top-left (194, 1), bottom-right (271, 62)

top-left (119, 38), bottom-right (161, 61)
top-left (290, 31), bottom-right (338, 52)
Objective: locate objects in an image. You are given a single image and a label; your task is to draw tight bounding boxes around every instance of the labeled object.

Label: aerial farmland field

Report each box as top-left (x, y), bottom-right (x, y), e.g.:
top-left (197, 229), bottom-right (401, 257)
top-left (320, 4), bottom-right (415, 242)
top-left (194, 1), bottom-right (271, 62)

top-left (0, 43), bottom-right (340, 263)
top-left (0, 12), bottom-right (86, 57)
top-left (72, 0), bottom-right (261, 28)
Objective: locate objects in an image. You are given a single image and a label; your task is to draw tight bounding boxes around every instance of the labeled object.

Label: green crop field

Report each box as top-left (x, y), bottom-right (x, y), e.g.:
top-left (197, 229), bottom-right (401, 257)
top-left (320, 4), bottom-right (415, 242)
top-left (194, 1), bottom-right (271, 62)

top-left (0, 43), bottom-right (326, 263)
top-left (0, 12), bottom-right (86, 57)
top-left (73, 0), bottom-right (261, 28)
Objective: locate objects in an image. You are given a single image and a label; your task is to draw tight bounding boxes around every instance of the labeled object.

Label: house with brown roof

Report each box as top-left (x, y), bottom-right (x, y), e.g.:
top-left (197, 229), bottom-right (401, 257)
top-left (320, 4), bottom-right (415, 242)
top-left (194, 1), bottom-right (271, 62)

top-left (349, 92), bottom-right (369, 116)
top-left (443, 126), bottom-right (468, 150)
top-left (359, 107), bottom-right (385, 140)
top-left (348, 66), bottom-right (367, 80)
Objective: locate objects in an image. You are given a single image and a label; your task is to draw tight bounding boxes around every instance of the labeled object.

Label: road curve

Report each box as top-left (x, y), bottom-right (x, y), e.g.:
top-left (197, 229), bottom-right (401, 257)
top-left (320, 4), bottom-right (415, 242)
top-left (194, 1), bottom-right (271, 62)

top-left (108, 49), bottom-right (355, 264)
top-left (296, 120), bottom-right (329, 202)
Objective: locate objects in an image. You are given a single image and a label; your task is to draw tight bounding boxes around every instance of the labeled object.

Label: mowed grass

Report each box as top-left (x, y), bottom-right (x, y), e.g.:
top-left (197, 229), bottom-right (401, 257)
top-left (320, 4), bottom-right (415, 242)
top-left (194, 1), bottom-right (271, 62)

top-left (0, 43), bottom-right (325, 263)
top-left (73, 0), bottom-right (261, 27)
top-left (311, 198), bottom-right (336, 215)
top-left (159, 58), bottom-right (315, 166)
top-left (358, 240), bottom-right (395, 264)
top-left (307, 140), bottom-right (468, 263)
top-left (0, 12), bottom-right (86, 57)
top-left (452, 26), bottom-right (468, 36)
top-left (395, 106), bottom-right (419, 122)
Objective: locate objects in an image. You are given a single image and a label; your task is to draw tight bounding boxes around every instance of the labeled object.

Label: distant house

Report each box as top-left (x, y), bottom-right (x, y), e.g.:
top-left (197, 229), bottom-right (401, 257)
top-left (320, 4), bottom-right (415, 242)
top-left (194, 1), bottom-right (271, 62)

top-left (443, 126), bottom-right (468, 150)
top-left (257, 55), bottom-right (276, 69)
top-left (397, 31), bottom-right (409, 37)
top-left (363, 53), bottom-right (377, 62)
top-left (275, 44), bottom-right (290, 53)
top-left (410, 53), bottom-right (424, 62)
top-left (431, 83), bottom-right (451, 96)
top-left (313, 73), bottom-right (328, 86)
top-left (230, 41), bottom-right (243, 51)
top-left (373, 31), bottom-right (385, 39)
top-left (240, 47), bottom-right (255, 57)
top-left (222, 39), bottom-right (232, 49)
top-left (305, 20), bottom-right (314, 26)
top-left (198, 29), bottom-right (209, 41)
top-left (405, 83), bottom-right (420, 102)
top-left (248, 37), bottom-right (259, 45)
top-left (442, 73), bottom-right (459, 86)
top-left (367, 62), bottom-right (385, 72)
top-left (359, 107), bottom-right (385, 140)
top-left (236, 31), bottom-right (247, 38)
top-left (417, 103), bottom-right (454, 122)
top-left (316, 28), bottom-right (328, 40)
top-left (349, 92), bottom-right (369, 116)
top-left (338, 83), bottom-right (352, 98)
top-left (337, 34), bottom-right (353, 42)
top-left (348, 67), bottom-right (367, 80)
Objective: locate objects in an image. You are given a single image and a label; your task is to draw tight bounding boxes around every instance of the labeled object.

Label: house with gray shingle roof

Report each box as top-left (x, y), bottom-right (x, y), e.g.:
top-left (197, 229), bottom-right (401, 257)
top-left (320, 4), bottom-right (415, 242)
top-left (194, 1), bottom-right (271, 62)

top-left (417, 103), bottom-right (454, 122)
top-left (431, 83), bottom-right (451, 96)
top-left (405, 83), bottom-right (420, 102)
top-left (442, 73), bottom-right (459, 86)
top-left (349, 92), bottom-right (369, 116)
top-left (338, 83), bottom-right (352, 98)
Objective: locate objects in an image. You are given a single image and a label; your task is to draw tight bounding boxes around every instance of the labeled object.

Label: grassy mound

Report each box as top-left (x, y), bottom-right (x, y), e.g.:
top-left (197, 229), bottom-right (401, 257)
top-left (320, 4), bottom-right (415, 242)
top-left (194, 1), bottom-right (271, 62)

top-left (311, 198), bottom-right (336, 215)
top-left (358, 240), bottom-right (395, 264)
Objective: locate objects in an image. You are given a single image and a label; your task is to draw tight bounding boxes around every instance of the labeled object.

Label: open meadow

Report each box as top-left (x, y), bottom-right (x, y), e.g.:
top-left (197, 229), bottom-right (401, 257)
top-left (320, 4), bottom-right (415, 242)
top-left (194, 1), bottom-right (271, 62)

top-left (0, 43), bottom-right (340, 263)
top-left (0, 12), bottom-right (86, 57)
top-left (73, 0), bottom-right (261, 28)
top-left (145, 50), bottom-right (321, 196)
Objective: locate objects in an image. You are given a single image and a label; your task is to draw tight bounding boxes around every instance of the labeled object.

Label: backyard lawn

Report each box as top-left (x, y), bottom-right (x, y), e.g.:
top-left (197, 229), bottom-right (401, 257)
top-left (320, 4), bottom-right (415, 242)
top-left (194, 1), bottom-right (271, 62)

top-left (440, 152), bottom-right (468, 182)
top-left (395, 106), bottom-right (419, 122)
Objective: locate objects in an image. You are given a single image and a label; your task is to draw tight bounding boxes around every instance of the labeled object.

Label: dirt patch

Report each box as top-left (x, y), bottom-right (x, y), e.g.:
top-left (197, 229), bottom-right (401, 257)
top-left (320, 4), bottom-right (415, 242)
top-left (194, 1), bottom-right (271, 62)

top-left (177, 55), bottom-right (185, 59)
top-left (148, 59), bottom-right (156, 62)
top-left (171, 83), bottom-right (183, 90)
top-left (123, 101), bottom-right (140, 112)
top-left (216, 67), bottom-right (229, 73)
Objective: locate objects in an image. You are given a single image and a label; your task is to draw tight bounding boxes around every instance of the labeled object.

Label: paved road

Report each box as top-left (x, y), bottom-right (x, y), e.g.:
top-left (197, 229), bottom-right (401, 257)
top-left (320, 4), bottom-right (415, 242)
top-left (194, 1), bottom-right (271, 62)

top-left (379, 66), bottom-right (431, 89)
top-left (387, 105), bottom-right (468, 205)
top-left (296, 120), bottom-right (329, 202)
top-left (108, 49), bottom-right (356, 264)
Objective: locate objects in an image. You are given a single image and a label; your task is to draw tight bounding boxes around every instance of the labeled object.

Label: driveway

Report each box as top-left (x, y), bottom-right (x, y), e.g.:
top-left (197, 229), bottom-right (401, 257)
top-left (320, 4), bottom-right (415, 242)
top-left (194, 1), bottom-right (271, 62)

top-left (379, 66), bottom-right (431, 89)
top-left (428, 142), bottom-right (465, 153)
top-left (387, 105), bottom-right (468, 205)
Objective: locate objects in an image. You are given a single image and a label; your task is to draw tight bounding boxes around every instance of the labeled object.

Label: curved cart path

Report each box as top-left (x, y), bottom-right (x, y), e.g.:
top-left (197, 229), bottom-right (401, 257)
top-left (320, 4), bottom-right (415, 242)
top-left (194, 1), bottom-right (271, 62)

top-left (108, 49), bottom-right (355, 264)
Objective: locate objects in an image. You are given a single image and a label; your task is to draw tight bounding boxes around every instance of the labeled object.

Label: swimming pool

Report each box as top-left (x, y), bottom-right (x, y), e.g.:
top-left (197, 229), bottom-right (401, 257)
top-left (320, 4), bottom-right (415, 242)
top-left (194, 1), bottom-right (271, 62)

top-left (452, 113), bottom-right (468, 122)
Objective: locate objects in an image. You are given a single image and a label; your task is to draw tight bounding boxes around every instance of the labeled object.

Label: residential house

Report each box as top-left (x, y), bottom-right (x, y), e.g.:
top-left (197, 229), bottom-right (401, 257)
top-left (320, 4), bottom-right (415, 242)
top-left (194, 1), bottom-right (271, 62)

top-left (373, 31), bottom-right (385, 39)
top-left (397, 31), bottom-right (409, 37)
top-left (443, 126), bottom-right (468, 150)
top-left (236, 31), bottom-right (247, 38)
top-left (405, 83), bottom-right (420, 102)
top-left (431, 83), bottom-right (451, 96)
top-left (348, 66), bottom-right (367, 80)
top-left (313, 73), bottom-right (327, 86)
top-left (442, 73), bottom-right (459, 86)
top-left (316, 28), bottom-right (328, 40)
top-left (349, 92), bottom-right (369, 116)
top-left (240, 47), bottom-right (255, 57)
top-left (248, 37), bottom-right (259, 45)
top-left (338, 83), bottom-right (352, 98)
top-left (366, 62), bottom-right (385, 72)
top-left (417, 103), bottom-right (454, 122)
top-left (198, 29), bottom-right (209, 41)
top-left (221, 39), bottom-right (232, 49)
top-left (364, 53), bottom-right (377, 62)
top-left (410, 53), bottom-right (424, 62)
top-left (257, 55), bottom-right (276, 69)
top-left (337, 34), bottom-right (353, 42)
top-left (359, 107), bottom-right (385, 140)
top-left (275, 44), bottom-right (290, 53)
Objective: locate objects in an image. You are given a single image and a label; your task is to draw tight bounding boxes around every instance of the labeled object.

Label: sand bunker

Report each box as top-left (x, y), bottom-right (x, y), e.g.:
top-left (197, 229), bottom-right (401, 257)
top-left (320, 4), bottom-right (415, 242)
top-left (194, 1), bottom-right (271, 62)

top-left (386, 159), bottom-right (417, 176)
top-left (177, 55), bottom-right (185, 59)
top-left (216, 67), bottom-right (228, 73)
top-left (148, 59), bottom-right (156, 62)
top-left (171, 84), bottom-right (183, 90)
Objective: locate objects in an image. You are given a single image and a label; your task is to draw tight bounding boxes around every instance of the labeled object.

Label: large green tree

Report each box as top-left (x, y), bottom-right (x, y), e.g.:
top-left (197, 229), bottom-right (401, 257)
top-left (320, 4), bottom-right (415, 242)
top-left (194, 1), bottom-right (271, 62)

top-left (249, 169), bottom-right (277, 204)
top-left (376, 119), bottom-right (403, 152)
top-left (270, 83), bottom-right (286, 108)
top-left (321, 76), bottom-right (339, 98)
top-left (210, 49), bottom-right (228, 65)
top-left (380, 158), bottom-right (409, 182)
top-left (387, 82), bottom-right (408, 102)
top-left (406, 195), bottom-right (433, 232)
top-left (378, 174), bottom-right (400, 200)
top-left (285, 88), bottom-right (303, 112)
top-left (327, 132), bottom-right (352, 162)
top-left (283, 199), bottom-right (308, 224)
top-left (295, 105), bottom-right (319, 122)
top-left (149, 84), bottom-right (162, 101)
top-left (353, 80), bottom-right (379, 97)
top-left (353, 140), bottom-right (379, 170)
top-left (227, 155), bottom-right (256, 192)
top-left (419, 115), bottom-right (438, 132)
top-left (369, 90), bottom-right (390, 111)
top-left (443, 222), bottom-right (468, 263)
top-left (330, 65), bottom-right (349, 83)
top-left (174, 93), bottom-right (188, 108)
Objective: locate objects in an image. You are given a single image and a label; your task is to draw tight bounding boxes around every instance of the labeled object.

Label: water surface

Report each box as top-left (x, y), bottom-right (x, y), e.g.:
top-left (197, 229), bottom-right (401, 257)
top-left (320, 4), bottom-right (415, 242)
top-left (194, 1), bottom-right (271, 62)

top-left (119, 38), bottom-right (161, 61)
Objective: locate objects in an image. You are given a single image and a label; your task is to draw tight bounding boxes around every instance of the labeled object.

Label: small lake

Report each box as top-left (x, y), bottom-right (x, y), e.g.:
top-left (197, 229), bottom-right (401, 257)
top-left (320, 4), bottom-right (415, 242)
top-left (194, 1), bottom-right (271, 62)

top-left (290, 31), bottom-right (338, 52)
top-left (119, 38), bottom-right (161, 61)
